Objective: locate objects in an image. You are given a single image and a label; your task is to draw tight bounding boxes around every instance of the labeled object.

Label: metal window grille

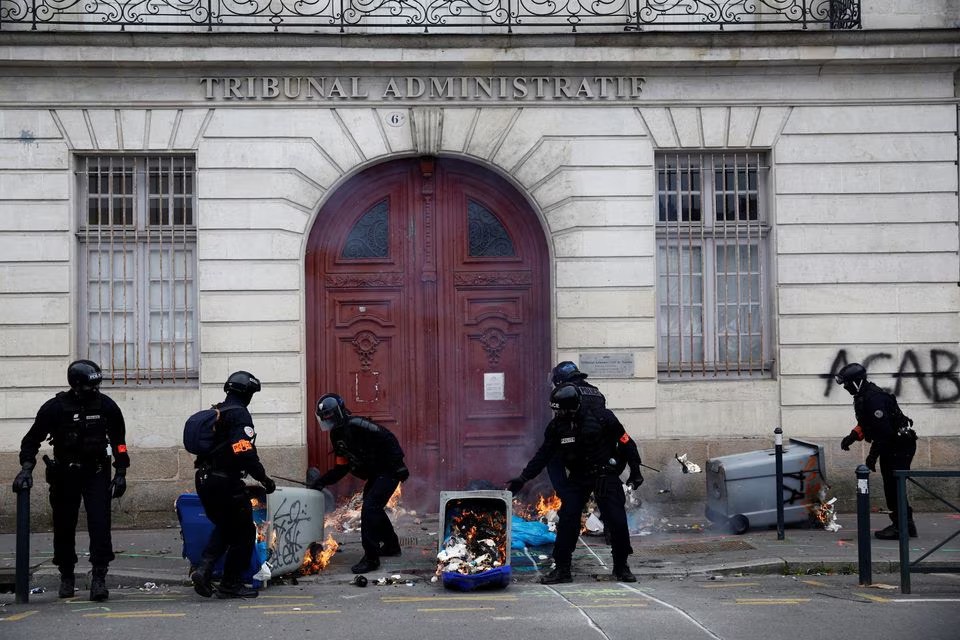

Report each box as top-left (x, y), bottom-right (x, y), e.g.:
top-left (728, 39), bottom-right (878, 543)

top-left (656, 152), bottom-right (770, 378)
top-left (77, 156), bottom-right (198, 384)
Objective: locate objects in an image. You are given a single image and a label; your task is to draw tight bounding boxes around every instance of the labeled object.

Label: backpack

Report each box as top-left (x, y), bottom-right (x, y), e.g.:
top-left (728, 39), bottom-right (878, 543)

top-left (183, 405), bottom-right (241, 456)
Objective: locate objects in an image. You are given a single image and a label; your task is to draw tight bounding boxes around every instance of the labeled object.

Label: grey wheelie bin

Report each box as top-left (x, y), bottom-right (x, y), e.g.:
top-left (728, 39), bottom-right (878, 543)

top-left (704, 438), bottom-right (827, 534)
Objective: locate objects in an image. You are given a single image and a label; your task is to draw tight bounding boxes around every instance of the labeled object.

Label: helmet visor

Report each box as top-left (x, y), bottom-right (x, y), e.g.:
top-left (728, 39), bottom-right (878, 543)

top-left (315, 414), bottom-right (337, 432)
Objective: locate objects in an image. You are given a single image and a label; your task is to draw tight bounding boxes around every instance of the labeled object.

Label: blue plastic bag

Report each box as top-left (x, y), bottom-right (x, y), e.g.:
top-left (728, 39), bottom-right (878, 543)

top-left (510, 515), bottom-right (556, 549)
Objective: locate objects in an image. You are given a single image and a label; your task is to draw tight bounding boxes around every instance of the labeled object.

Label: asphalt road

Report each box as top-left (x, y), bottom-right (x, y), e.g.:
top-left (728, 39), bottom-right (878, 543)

top-left (3, 573), bottom-right (960, 640)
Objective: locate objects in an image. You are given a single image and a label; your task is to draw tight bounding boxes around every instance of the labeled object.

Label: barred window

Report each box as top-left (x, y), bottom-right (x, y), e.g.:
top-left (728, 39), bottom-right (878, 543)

top-left (77, 156), bottom-right (198, 384)
top-left (656, 152), bottom-right (771, 378)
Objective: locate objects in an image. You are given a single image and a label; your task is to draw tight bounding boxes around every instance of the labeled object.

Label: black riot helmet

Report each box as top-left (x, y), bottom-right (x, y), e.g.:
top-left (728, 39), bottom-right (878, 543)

top-left (316, 393), bottom-right (348, 432)
top-left (550, 383), bottom-right (581, 415)
top-left (67, 359), bottom-right (102, 395)
top-left (223, 371), bottom-right (261, 406)
top-left (551, 361), bottom-right (587, 387)
top-left (835, 362), bottom-right (867, 396)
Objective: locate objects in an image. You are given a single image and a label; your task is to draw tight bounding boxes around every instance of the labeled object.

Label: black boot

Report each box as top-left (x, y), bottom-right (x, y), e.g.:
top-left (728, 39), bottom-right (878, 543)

top-left (190, 558), bottom-right (216, 598)
top-left (612, 564), bottom-right (637, 583)
top-left (874, 523), bottom-right (900, 540)
top-left (540, 566), bottom-right (572, 585)
top-left (58, 569), bottom-right (75, 598)
top-left (215, 579), bottom-right (258, 599)
top-left (351, 555), bottom-right (380, 574)
top-left (380, 541), bottom-right (402, 557)
top-left (90, 566), bottom-right (109, 602)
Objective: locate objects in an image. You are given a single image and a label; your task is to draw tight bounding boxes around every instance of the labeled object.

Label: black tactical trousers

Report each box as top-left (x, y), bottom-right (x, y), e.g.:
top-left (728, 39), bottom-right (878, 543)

top-left (552, 474), bottom-right (633, 569)
top-left (196, 470), bottom-right (255, 582)
top-left (880, 436), bottom-right (918, 524)
top-left (360, 474), bottom-right (401, 558)
top-left (49, 461), bottom-right (114, 570)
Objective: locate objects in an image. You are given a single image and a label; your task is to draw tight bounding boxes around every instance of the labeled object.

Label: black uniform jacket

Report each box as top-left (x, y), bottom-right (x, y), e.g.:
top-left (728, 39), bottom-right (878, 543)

top-left (201, 396), bottom-right (269, 483)
top-left (19, 390), bottom-right (130, 470)
top-left (854, 381), bottom-right (913, 457)
top-left (521, 406), bottom-right (641, 481)
top-left (318, 416), bottom-right (406, 485)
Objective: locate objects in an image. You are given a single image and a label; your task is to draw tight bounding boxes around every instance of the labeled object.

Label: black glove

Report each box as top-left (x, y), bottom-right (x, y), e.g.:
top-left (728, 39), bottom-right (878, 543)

top-left (12, 462), bottom-right (33, 493)
top-left (394, 466), bottom-right (410, 482)
top-left (865, 454), bottom-right (878, 473)
top-left (840, 431), bottom-right (859, 451)
top-left (306, 466), bottom-right (324, 490)
top-left (262, 477), bottom-right (276, 494)
top-left (626, 469), bottom-right (644, 490)
top-left (506, 476), bottom-right (527, 495)
top-left (110, 468), bottom-right (127, 499)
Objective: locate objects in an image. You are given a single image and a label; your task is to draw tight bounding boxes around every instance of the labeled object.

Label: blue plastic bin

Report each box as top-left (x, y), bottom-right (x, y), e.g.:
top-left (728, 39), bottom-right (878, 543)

top-left (175, 492), bottom-right (265, 583)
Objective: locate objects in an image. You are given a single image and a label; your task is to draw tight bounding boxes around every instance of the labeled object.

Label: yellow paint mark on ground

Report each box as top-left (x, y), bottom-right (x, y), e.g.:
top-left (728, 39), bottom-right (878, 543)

top-left (735, 598), bottom-right (810, 605)
top-left (83, 609), bottom-right (162, 617)
top-left (1, 610), bottom-right (39, 622)
top-left (701, 582), bottom-right (760, 588)
top-left (262, 610), bottom-right (340, 616)
top-left (854, 592), bottom-right (890, 603)
top-left (383, 595), bottom-right (516, 603)
top-left (582, 604), bottom-right (648, 608)
top-left (239, 603), bottom-right (318, 609)
top-left (417, 607), bottom-right (497, 612)
top-left (800, 580), bottom-right (830, 587)
top-left (83, 612), bottom-right (186, 619)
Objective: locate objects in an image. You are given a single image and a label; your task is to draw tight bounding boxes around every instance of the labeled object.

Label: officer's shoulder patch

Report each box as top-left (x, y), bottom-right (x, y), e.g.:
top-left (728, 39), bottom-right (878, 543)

top-left (874, 409), bottom-right (884, 418)
top-left (243, 426), bottom-right (256, 438)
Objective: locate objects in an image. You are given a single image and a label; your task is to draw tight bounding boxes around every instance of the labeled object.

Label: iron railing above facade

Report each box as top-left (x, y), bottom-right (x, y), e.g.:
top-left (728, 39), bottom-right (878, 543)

top-left (0, 0), bottom-right (861, 33)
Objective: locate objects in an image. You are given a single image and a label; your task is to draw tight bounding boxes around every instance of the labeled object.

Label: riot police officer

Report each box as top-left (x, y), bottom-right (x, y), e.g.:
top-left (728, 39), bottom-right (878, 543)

top-left (547, 362), bottom-right (606, 499)
top-left (307, 393), bottom-right (409, 574)
top-left (12, 360), bottom-right (129, 601)
top-left (506, 383), bottom-right (644, 584)
top-left (836, 362), bottom-right (919, 539)
top-left (190, 371), bottom-right (276, 599)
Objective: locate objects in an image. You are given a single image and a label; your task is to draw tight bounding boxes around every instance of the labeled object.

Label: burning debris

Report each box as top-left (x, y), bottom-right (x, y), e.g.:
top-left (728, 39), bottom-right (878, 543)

top-left (675, 453), bottom-right (702, 474)
top-left (436, 508), bottom-right (507, 575)
top-left (326, 485), bottom-right (406, 533)
top-left (513, 493), bottom-right (561, 532)
top-left (811, 486), bottom-right (841, 532)
top-left (300, 534), bottom-right (340, 575)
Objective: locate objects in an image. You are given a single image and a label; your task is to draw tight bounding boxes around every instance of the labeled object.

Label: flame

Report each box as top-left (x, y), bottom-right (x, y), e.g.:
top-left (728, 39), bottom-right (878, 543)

top-left (387, 484), bottom-right (402, 510)
top-left (512, 493), bottom-right (562, 521)
top-left (300, 534), bottom-right (340, 575)
top-left (449, 508), bottom-right (508, 566)
top-left (536, 493), bottom-right (562, 517)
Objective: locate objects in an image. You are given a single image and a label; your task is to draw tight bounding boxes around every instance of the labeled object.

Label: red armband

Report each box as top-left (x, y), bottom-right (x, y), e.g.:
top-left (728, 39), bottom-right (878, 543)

top-left (852, 425), bottom-right (864, 440)
top-left (335, 456), bottom-right (349, 466)
top-left (619, 433), bottom-right (631, 444)
top-left (116, 444), bottom-right (127, 453)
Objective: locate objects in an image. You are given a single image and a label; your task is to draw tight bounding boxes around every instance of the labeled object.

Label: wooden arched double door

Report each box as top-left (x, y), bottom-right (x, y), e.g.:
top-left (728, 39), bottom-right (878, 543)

top-left (306, 157), bottom-right (550, 503)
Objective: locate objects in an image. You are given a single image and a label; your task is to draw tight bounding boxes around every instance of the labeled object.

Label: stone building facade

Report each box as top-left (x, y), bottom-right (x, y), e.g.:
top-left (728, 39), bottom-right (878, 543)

top-left (1, 2), bottom-right (958, 528)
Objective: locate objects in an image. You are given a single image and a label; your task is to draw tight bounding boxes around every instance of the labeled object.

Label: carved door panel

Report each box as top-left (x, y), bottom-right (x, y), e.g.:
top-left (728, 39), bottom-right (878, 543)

top-left (437, 160), bottom-right (549, 488)
top-left (306, 158), bottom-right (549, 499)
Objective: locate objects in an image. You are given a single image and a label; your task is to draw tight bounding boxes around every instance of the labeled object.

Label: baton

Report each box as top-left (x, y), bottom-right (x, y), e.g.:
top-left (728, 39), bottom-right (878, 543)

top-left (639, 462), bottom-right (661, 473)
top-left (272, 475), bottom-right (307, 486)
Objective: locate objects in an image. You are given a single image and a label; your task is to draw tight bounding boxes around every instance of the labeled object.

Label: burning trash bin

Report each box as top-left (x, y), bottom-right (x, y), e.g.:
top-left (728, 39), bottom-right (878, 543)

top-left (437, 490), bottom-right (512, 591)
top-left (176, 485), bottom-right (326, 583)
top-left (705, 439), bottom-right (827, 534)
